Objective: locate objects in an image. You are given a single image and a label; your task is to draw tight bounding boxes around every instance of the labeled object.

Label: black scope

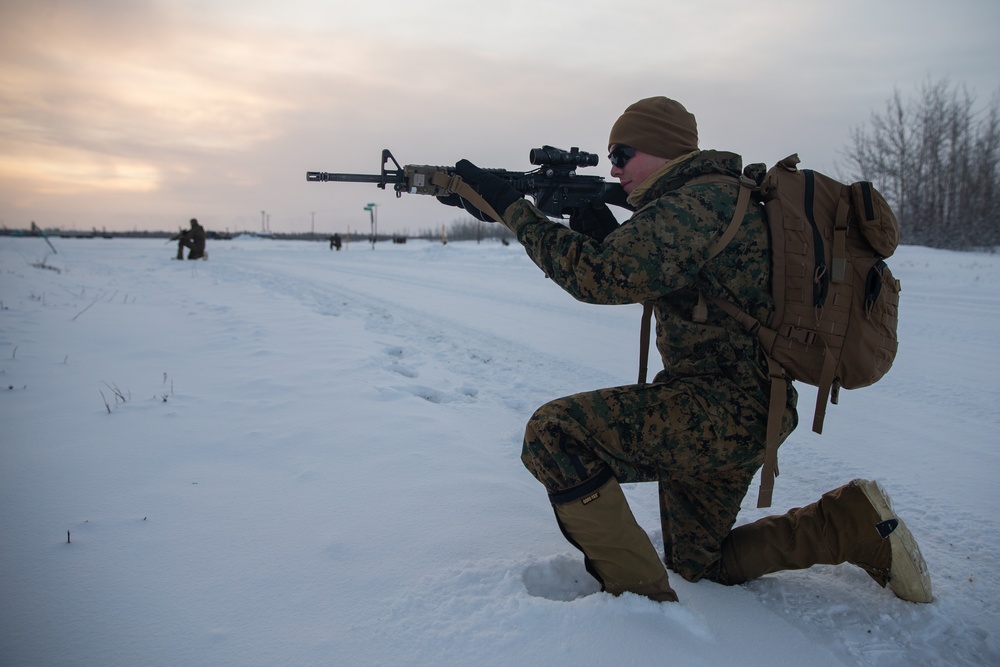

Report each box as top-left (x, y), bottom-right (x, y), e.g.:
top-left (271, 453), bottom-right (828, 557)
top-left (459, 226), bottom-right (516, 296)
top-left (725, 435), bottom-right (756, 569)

top-left (529, 146), bottom-right (599, 168)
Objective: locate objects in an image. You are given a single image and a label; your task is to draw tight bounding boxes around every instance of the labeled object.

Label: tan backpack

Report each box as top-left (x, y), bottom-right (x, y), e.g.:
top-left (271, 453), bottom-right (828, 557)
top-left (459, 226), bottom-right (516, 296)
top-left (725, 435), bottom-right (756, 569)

top-left (638, 155), bottom-right (902, 507)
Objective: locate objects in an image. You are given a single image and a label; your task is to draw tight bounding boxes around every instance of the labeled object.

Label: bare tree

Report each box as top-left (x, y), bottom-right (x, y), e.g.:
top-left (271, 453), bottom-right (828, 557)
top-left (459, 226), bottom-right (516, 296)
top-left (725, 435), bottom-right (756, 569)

top-left (846, 79), bottom-right (1000, 249)
top-left (416, 218), bottom-right (516, 243)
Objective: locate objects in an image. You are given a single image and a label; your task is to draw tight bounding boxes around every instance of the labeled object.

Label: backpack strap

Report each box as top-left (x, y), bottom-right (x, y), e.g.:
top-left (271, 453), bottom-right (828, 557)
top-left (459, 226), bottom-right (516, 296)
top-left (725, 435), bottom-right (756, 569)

top-left (706, 178), bottom-right (754, 258)
top-left (696, 173), bottom-right (788, 508)
top-left (812, 346), bottom-right (838, 432)
top-left (693, 180), bottom-right (754, 322)
top-left (705, 297), bottom-right (784, 507)
top-left (634, 173), bottom-right (793, 508)
top-left (637, 301), bottom-right (654, 385)
top-left (758, 354), bottom-right (786, 507)
top-left (636, 177), bottom-right (753, 384)
top-left (711, 296), bottom-right (835, 506)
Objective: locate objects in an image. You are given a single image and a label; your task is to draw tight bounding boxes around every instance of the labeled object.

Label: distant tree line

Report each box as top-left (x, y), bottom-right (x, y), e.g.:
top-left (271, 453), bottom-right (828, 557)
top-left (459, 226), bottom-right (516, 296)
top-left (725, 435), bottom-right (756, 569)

top-left (844, 78), bottom-right (1000, 250)
top-left (416, 218), bottom-right (516, 243)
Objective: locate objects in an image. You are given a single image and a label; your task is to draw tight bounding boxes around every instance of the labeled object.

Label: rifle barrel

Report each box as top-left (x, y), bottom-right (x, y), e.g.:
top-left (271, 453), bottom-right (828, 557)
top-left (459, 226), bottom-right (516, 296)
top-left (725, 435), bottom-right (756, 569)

top-left (306, 172), bottom-right (387, 183)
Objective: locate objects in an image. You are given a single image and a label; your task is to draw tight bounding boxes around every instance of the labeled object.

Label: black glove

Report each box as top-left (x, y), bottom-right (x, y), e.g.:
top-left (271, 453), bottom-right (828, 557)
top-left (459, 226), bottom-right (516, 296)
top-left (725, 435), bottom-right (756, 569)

top-left (436, 192), bottom-right (496, 222)
top-left (436, 159), bottom-right (522, 222)
top-left (569, 201), bottom-right (620, 243)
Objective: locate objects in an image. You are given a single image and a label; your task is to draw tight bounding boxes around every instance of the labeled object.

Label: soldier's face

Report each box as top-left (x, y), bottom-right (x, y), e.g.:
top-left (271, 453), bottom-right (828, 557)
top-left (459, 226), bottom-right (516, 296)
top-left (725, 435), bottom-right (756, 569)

top-left (609, 146), bottom-right (668, 194)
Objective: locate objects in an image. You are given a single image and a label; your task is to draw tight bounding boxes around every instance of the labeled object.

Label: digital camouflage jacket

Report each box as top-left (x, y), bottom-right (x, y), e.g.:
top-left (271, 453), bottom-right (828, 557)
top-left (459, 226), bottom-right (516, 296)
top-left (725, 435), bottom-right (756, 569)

top-left (501, 149), bottom-right (798, 436)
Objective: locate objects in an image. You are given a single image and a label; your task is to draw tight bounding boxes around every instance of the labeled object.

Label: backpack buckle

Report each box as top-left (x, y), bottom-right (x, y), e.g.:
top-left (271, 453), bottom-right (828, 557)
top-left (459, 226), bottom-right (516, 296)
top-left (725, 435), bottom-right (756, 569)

top-left (780, 325), bottom-right (817, 346)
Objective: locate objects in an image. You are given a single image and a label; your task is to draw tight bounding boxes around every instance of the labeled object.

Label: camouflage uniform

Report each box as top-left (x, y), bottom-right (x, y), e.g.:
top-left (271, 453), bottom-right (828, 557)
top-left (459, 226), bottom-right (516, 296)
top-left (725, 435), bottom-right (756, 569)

top-left (176, 221), bottom-right (206, 260)
top-left (501, 149), bottom-right (798, 583)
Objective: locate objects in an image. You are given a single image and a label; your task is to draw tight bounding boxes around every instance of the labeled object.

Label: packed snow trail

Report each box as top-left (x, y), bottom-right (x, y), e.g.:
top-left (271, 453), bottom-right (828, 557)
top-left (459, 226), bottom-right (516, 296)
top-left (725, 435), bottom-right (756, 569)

top-left (0, 237), bottom-right (997, 666)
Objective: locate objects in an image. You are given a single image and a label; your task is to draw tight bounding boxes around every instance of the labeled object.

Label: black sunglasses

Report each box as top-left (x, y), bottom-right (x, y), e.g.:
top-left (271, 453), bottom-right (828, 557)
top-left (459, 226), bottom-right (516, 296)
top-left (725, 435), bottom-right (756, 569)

top-left (608, 145), bottom-right (637, 169)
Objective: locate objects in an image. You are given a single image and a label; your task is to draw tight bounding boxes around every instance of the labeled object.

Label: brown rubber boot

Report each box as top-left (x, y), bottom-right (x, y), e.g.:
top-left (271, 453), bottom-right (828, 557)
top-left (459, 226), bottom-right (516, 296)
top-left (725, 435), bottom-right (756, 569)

top-left (854, 479), bottom-right (933, 603)
top-left (552, 474), bottom-right (678, 602)
top-left (719, 479), bottom-right (932, 603)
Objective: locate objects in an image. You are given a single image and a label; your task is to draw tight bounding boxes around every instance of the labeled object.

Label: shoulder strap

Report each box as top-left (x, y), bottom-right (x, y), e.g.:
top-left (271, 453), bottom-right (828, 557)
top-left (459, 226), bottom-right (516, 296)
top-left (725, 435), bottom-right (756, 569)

top-left (637, 178), bottom-right (753, 384)
top-left (692, 180), bottom-right (754, 322)
top-left (708, 180), bottom-right (753, 259)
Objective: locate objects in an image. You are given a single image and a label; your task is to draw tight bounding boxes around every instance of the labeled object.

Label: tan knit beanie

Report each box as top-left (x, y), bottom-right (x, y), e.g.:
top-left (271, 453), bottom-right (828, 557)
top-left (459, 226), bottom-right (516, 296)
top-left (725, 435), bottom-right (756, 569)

top-left (608, 97), bottom-right (698, 159)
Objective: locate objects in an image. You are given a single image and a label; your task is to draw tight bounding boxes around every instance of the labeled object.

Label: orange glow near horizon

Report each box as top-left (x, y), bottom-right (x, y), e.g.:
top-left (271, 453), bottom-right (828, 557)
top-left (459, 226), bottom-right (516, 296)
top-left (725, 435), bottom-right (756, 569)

top-left (0, 151), bottom-right (162, 196)
top-left (1, 1), bottom-right (997, 233)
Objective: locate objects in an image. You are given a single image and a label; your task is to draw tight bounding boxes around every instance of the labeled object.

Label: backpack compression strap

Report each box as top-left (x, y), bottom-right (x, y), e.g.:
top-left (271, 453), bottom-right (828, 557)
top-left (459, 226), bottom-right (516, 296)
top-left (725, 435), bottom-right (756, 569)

top-left (709, 297), bottom-right (786, 507)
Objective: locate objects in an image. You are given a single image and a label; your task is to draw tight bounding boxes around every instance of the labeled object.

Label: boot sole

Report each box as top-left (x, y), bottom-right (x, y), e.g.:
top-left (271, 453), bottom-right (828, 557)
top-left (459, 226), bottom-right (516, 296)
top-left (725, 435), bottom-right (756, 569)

top-left (854, 479), bottom-right (933, 603)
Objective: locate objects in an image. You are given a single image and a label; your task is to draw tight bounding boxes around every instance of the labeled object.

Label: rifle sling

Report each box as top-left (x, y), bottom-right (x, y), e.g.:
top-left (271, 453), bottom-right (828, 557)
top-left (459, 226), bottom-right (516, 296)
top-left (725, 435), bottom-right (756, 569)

top-left (429, 171), bottom-right (505, 224)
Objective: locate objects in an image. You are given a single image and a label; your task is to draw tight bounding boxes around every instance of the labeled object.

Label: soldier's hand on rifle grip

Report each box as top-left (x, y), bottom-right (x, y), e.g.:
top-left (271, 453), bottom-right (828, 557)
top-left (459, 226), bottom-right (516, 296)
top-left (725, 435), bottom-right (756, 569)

top-left (602, 183), bottom-right (631, 210)
top-left (569, 201), bottom-right (620, 243)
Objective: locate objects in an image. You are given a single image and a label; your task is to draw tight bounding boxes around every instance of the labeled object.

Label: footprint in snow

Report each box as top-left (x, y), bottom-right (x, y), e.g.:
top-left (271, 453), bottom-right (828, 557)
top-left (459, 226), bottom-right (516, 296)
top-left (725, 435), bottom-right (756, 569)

top-left (522, 553), bottom-right (600, 601)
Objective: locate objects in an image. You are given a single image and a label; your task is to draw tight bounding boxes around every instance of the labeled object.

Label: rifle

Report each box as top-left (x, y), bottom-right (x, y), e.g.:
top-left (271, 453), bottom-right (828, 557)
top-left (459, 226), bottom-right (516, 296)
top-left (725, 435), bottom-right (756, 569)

top-left (306, 147), bottom-right (633, 222)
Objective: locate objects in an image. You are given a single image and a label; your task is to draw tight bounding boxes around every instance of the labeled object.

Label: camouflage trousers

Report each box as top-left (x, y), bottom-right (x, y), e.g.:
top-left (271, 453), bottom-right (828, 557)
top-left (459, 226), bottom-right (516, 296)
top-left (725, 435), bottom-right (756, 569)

top-left (521, 376), bottom-right (771, 583)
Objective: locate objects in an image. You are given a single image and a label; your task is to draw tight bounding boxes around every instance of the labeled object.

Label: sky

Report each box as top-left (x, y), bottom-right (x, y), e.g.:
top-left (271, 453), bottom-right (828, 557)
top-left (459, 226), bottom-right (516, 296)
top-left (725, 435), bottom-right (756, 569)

top-left (2, 0), bottom-right (999, 236)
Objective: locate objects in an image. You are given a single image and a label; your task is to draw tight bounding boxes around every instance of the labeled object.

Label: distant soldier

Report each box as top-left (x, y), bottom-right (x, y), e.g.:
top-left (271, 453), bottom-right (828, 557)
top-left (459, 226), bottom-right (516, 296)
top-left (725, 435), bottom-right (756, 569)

top-left (330, 233), bottom-right (342, 251)
top-left (173, 218), bottom-right (206, 260)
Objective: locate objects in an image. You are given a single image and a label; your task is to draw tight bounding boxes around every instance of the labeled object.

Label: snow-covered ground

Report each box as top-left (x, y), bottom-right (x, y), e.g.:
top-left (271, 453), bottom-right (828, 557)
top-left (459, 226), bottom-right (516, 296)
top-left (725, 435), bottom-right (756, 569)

top-left (1, 235), bottom-right (997, 666)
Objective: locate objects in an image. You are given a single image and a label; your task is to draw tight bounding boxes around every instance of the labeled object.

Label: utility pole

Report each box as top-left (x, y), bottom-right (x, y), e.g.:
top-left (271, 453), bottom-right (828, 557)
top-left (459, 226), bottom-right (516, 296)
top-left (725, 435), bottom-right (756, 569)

top-left (311, 211), bottom-right (315, 235)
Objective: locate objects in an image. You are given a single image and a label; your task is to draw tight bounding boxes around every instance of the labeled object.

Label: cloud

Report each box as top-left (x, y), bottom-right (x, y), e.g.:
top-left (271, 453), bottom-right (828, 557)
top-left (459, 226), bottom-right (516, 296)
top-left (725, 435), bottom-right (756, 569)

top-left (1, 0), bottom-right (998, 233)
